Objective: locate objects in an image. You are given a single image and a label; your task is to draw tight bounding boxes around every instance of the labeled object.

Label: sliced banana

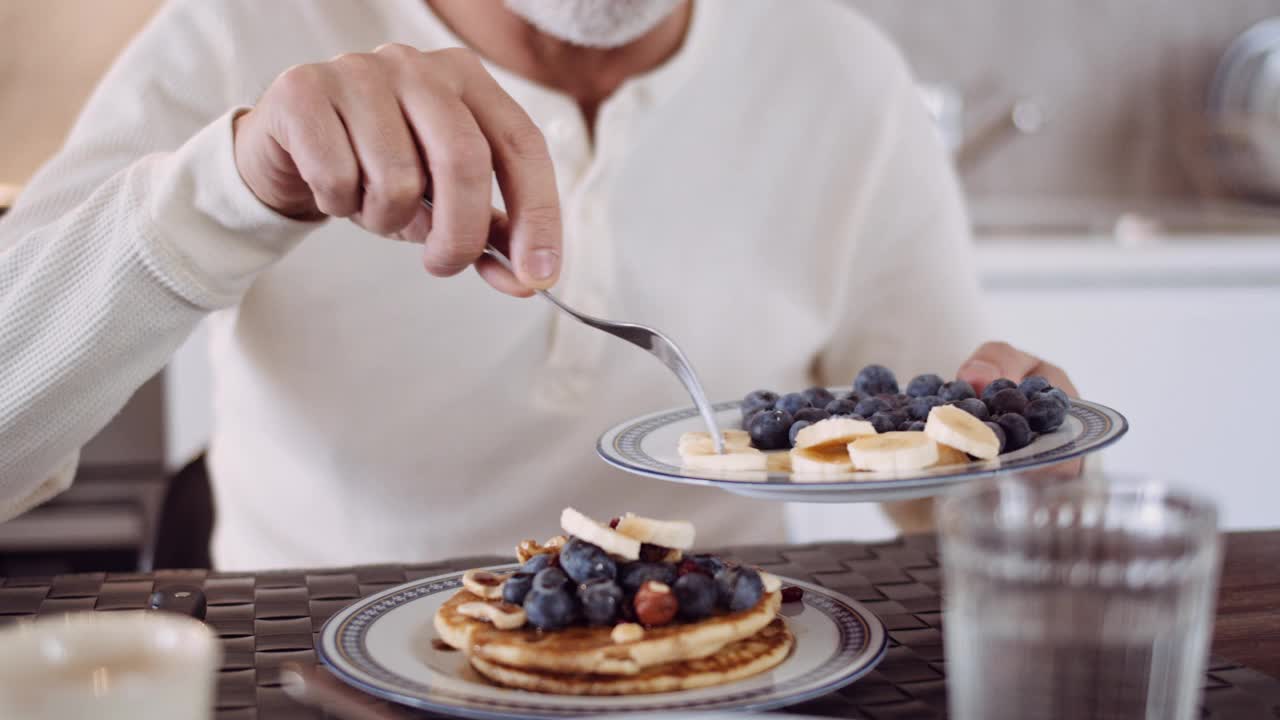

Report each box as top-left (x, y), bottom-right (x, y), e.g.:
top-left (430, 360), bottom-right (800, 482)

top-left (760, 571), bottom-right (782, 594)
top-left (560, 507), bottom-right (641, 560)
top-left (848, 431), bottom-right (940, 472)
top-left (794, 417), bottom-right (877, 450)
top-left (677, 430), bottom-right (753, 456)
top-left (615, 513), bottom-right (696, 550)
top-left (679, 446), bottom-right (768, 472)
top-left (611, 622), bottom-right (645, 644)
top-left (789, 445), bottom-right (855, 475)
top-left (458, 601), bottom-right (527, 630)
top-left (932, 442), bottom-right (971, 467)
top-left (925, 405), bottom-right (1000, 460)
top-left (462, 569), bottom-right (507, 600)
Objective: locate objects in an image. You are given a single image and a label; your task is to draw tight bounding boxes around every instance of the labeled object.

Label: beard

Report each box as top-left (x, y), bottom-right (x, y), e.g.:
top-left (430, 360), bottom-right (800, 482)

top-left (503, 0), bottom-right (684, 49)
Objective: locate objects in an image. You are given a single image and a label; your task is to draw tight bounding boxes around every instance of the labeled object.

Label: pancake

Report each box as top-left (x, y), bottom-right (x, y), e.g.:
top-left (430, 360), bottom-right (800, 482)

top-left (469, 618), bottom-right (794, 695)
top-left (434, 589), bottom-right (782, 676)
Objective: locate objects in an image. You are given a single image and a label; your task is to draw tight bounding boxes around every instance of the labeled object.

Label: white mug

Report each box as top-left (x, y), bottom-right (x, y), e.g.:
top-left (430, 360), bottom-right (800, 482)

top-left (0, 611), bottom-right (221, 720)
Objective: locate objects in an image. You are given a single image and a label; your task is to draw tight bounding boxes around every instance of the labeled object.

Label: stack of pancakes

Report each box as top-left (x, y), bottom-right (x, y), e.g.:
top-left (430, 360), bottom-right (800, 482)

top-left (433, 587), bottom-right (792, 695)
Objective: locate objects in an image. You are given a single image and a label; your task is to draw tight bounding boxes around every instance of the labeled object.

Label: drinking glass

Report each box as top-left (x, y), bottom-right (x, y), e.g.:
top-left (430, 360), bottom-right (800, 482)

top-left (938, 475), bottom-right (1221, 720)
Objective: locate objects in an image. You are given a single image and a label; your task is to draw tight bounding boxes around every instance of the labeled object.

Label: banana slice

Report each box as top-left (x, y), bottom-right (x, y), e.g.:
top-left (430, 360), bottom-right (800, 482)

top-left (848, 431), bottom-right (940, 472)
top-left (925, 405), bottom-right (1000, 460)
top-left (679, 442), bottom-right (769, 472)
top-left (794, 417), bottom-right (877, 450)
top-left (458, 601), bottom-right (527, 630)
top-left (760, 571), bottom-right (782, 594)
top-left (790, 445), bottom-right (855, 475)
top-left (560, 507), bottom-right (641, 560)
top-left (462, 569), bottom-right (507, 600)
top-left (677, 430), bottom-right (753, 456)
top-left (932, 443), bottom-right (971, 467)
top-left (615, 513), bottom-right (696, 550)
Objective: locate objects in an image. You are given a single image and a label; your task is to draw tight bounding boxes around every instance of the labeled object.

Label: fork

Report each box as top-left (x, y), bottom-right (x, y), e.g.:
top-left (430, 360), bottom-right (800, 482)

top-left (420, 196), bottom-right (725, 453)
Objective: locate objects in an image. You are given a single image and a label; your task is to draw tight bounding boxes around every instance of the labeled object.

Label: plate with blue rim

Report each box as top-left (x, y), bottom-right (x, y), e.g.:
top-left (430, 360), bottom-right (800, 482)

top-left (596, 390), bottom-right (1128, 503)
top-left (317, 564), bottom-right (887, 719)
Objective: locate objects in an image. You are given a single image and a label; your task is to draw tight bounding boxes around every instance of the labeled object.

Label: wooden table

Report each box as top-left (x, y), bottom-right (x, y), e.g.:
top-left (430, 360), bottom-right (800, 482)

top-left (0, 531), bottom-right (1276, 718)
top-left (1214, 530), bottom-right (1280, 678)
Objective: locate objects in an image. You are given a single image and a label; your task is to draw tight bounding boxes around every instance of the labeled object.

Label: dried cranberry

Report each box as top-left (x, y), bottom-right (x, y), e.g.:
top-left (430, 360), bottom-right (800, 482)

top-left (609, 517), bottom-right (621, 529)
top-left (677, 559), bottom-right (705, 577)
top-left (781, 586), bottom-right (804, 603)
top-left (638, 543), bottom-right (669, 563)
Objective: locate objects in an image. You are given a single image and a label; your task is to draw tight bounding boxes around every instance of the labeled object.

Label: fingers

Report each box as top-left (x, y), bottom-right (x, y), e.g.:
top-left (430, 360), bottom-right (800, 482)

top-left (956, 341), bottom-right (1079, 397)
top-left (473, 215), bottom-right (535, 297)
top-left (267, 65), bottom-right (361, 219)
top-left (447, 49), bottom-right (563, 290)
top-left (327, 54), bottom-right (427, 236)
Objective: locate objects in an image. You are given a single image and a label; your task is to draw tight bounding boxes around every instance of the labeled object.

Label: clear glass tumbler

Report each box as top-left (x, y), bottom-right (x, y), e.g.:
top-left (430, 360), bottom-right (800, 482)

top-left (938, 476), bottom-right (1222, 720)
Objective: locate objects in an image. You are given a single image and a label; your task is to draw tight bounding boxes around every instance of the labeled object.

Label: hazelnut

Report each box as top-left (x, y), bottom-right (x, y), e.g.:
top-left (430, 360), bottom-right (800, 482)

top-left (633, 581), bottom-right (678, 627)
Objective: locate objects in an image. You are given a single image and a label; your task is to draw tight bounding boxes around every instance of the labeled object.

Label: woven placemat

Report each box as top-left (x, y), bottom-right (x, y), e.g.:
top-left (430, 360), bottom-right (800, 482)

top-left (1, 536), bottom-right (1276, 719)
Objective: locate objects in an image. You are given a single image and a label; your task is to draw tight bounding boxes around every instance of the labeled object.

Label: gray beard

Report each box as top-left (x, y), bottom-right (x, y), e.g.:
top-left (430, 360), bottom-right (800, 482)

top-left (503, 0), bottom-right (683, 49)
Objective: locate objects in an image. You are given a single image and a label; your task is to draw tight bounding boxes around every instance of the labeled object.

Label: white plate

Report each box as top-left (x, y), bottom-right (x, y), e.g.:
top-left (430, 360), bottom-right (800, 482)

top-left (597, 395), bottom-right (1128, 502)
top-left (317, 566), bottom-right (886, 719)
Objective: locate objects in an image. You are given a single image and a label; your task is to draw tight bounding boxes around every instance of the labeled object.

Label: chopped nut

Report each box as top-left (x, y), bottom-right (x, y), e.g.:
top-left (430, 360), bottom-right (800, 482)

top-left (760, 571), bottom-right (782, 594)
top-left (462, 570), bottom-right (507, 600)
top-left (611, 622), bottom-right (645, 644)
top-left (515, 535), bottom-right (569, 564)
top-left (662, 548), bottom-right (683, 563)
top-left (634, 581), bottom-right (678, 626)
top-left (458, 601), bottom-right (526, 630)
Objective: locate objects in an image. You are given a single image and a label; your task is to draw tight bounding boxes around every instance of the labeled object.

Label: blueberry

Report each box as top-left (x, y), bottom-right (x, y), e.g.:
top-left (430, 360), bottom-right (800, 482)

top-left (689, 554), bottom-right (725, 576)
top-left (578, 579), bottom-right (624, 626)
top-left (1042, 387), bottom-right (1071, 409)
top-left (981, 378), bottom-right (1018, 402)
top-left (532, 567), bottom-right (570, 594)
top-left (714, 568), bottom-right (740, 609)
top-left (907, 421), bottom-right (927, 432)
top-left (741, 390), bottom-right (778, 423)
top-left (788, 420), bottom-right (810, 448)
top-left (893, 393), bottom-right (912, 408)
top-left (793, 407), bottom-right (830, 424)
top-left (800, 386), bottom-right (835, 409)
top-left (985, 387), bottom-right (1028, 416)
top-left (824, 399), bottom-right (859, 417)
top-left (1019, 375), bottom-right (1052, 400)
top-left (854, 364), bottom-right (899, 395)
top-left (854, 396), bottom-right (890, 418)
top-left (905, 373), bottom-right (945, 398)
top-left (524, 588), bottom-right (578, 630)
top-left (995, 413), bottom-right (1034, 451)
top-left (953, 397), bottom-right (990, 420)
top-left (876, 393), bottom-right (904, 409)
top-left (939, 380), bottom-right (976, 402)
top-left (559, 537), bottom-right (617, 585)
top-left (907, 395), bottom-right (944, 421)
top-left (984, 421), bottom-right (1008, 453)
top-left (896, 420), bottom-right (916, 432)
top-left (728, 568), bottom-right (765, 612)
top-left (673, 572), bottom-right (717, 621)
top-left (619, 562), bottom-right (677, 594)
top-left (747, 409), bottom-right (793, 451)
top-left (503, 572), bottom-right (535, 605)
top-left (775, 393), bottom-right (812, 417)
top-left (840, 391), bottom-right (864, 405)
top-left (521, 553), bottom-right (553, 575)
top-left (888, 409), bottom-right (910, 427)
top-left (1024, 396), bottom-right (1067, 433)
top-left (868, 412), bottom-right (896, 434)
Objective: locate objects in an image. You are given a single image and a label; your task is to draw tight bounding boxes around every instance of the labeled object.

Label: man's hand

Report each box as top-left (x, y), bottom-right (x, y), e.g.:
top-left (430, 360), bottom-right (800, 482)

top-left (232, 45), bottom-right (562, 297)
top-left (955, 341), bottom-right (1078, 398)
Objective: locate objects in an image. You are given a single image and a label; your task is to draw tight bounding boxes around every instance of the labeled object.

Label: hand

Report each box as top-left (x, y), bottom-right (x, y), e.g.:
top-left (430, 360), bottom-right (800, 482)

top-left (232, 45), bottom-right (561, 297)
top-left (955, 341), bottom-right (1078, 398)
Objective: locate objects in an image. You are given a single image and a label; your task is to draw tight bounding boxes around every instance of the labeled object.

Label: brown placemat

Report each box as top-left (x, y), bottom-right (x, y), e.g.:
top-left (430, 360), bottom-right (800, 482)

top-left (1, 537), bottom-right (1276, 719)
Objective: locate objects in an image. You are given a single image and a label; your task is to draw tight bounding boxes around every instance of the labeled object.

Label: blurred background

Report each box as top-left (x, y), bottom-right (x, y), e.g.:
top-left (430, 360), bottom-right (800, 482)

top-left (1, 0), bottom-right (1277, 574)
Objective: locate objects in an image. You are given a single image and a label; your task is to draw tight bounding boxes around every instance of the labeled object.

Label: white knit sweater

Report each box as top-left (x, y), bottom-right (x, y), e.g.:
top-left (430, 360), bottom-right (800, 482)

top-left (0, 0), bottom-right (985, 569)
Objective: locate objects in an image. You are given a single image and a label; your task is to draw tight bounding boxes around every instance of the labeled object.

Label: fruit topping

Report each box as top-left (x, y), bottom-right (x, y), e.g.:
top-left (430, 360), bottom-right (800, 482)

top-left (952, 397), bottom-right (990, 420)
top-left (560, 507), bottom-right (641, 560)
top-left (824, 398), bottom-right (859, 417)
top-left (634, 581), bottom-right (679, 627)
top-left (532, 567), bottom-right (570, 593)
top-left (800, 386), bottom-right (835, 409)
top-left (619, 562), bottom-right (678, 594)
top-left (939, 379), bottom-right (977, 402)
top-left (462, 570), bottom-right (507, 600)
top-left (611, 622), bottom-right (645, 644)
top-left (995, 413), bottom-right (1035, 451)
top-left (723, 567), bottom-right (765, 612)
top-left (984, 421), bottom-right (1008, 454)
top-left (788, 421), bottom-right (811, 448)
top-left (853, 396), bottom-right (890, 418)
top-left (1018, 375), bottom-right (1053, 399)
top-left (986, 387), bottom-right (1028, 416)
top-left (981, 377), bottom-right (1018, 401)
top-left (854, 364), bottom-right (899, 395)
top-left (459, 601), bottom-right (527, 630)
top-left (868, 412), bottom-right (896, 434)
top-left (524, 586), bottom-right (578, 630)
top-left (925, 405), bottom-right (1001, 460)
top-left (907, 394), bottom-right (944, 421)
top-left (521, 553), bottom-right (553, 575)
top-left (578, 578), bottom-right (625, 626)
top-left (1024, 395), bottom-right (1067, 433)
top-left (502, 572), bottom-right (535, 605)
top-left (780, 586), bottom-right (805, 603)
top-left (673, 572), bottom-right (717, 621)
top-left (792, 407), bottom-right (831, 425)
top-left (747, 409), bottom-right (793, 450)
top-left (741, 390), bottom-right (779, 423)
top-left (559, 537), bottom-right (618, 584)
top-left (905, 373), bottom-right (945, 398)
top-left (794, 417), bottom-right (876, 450)
top-left (848, 431), bottom-right (940, 471)
top-left (615, 513), bottom-right (697, 550)
top-left (775, 392), bottom-right (813, 416)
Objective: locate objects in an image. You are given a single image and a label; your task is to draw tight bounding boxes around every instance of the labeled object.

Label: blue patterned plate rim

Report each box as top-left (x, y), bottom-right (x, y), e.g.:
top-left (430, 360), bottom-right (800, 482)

top-left (596, 395), bottom-right (1128, 493)
top-left (318, 565), bottom-right (888, 719)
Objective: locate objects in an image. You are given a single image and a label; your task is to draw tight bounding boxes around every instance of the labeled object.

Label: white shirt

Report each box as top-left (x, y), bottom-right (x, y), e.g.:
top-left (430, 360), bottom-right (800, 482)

top-left (0, 0), bottom-right (985, 570)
